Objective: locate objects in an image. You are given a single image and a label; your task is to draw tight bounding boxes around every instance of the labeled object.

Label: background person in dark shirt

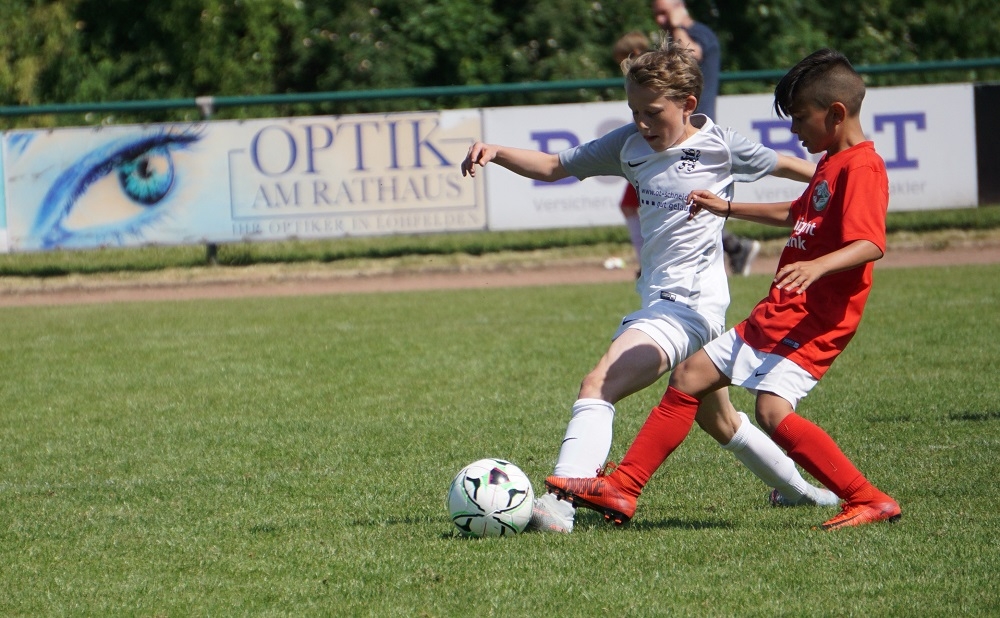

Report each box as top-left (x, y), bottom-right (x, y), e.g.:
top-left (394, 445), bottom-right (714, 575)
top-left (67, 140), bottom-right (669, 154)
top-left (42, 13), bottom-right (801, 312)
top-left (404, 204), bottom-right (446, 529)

top-left (652, 0), bottom-right (761, 275)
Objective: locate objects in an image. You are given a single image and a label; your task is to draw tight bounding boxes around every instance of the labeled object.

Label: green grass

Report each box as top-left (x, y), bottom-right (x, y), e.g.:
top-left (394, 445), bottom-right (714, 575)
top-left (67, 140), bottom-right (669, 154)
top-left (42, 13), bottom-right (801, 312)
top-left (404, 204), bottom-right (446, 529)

top-left (2, 205), bottom-right (999, 278)
top-left (1, 264), bottom-right (998, 615)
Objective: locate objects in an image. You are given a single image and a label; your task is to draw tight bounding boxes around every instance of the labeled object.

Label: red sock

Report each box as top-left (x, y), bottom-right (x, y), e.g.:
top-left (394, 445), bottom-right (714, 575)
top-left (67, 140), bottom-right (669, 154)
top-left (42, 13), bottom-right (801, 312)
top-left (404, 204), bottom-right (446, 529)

top-left (771, 413), bottom-right (884, 503)
top-left (613, 386), bottom-right (699, 495)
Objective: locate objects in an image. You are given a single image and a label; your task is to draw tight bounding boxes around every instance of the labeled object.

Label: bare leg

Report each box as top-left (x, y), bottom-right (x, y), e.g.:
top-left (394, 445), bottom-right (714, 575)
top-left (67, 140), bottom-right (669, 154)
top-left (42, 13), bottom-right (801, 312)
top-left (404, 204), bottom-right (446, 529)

top-left (578, 329), bottom-right (669, 404)
top-left (695, 387), bottom-right (741, 443)
top-left (554, 329), bottom-right (669, 479)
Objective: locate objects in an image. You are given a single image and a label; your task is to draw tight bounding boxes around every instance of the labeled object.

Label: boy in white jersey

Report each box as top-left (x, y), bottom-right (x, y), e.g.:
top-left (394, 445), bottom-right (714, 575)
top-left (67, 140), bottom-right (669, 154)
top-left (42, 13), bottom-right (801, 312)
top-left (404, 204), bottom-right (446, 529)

top-left (461, 39), bottom-right (831, 533)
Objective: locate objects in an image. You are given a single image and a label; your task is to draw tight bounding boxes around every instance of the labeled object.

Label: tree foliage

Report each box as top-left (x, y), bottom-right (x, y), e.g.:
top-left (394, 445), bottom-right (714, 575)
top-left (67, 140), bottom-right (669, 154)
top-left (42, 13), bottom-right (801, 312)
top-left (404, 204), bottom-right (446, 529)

top-left (1, 0), bottom-right (999, 126)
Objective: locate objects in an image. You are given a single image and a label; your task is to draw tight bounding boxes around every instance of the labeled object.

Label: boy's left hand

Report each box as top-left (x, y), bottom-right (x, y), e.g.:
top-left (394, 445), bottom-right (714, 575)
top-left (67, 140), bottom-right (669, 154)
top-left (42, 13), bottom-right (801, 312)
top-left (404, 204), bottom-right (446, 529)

top-left (774, 260), bottom-right (823, 295)
top-left (777, 240), bottom-right (884, 293)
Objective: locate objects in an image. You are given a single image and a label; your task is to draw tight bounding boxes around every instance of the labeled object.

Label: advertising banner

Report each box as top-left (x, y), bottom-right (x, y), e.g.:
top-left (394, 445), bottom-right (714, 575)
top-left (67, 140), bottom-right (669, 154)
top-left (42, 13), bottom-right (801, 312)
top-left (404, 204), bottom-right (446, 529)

top-left (2, 110), bottom-right (485, 251)
top-left (480, 101), bottom-right (633, 231)
top-left (0, 83), bottom-right (979, 252)
top-left (717, 83), bottom-right (978, 211)
top-left (478, 83), bottom-right (978, 233)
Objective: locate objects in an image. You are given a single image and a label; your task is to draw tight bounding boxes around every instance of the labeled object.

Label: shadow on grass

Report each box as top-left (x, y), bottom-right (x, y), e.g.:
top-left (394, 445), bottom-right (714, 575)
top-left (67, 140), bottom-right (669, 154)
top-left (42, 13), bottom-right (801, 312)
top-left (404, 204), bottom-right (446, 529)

top-left (870, 409), bottom-right (1000, 423)
top-left (947, 410), bottom-right (1000, 422)
top-left (353, 515), bottom-right (440, 527)
top-left (603, 517), bottom-right (734, 532)
top-left (573, 509), bottom-right (734, 532)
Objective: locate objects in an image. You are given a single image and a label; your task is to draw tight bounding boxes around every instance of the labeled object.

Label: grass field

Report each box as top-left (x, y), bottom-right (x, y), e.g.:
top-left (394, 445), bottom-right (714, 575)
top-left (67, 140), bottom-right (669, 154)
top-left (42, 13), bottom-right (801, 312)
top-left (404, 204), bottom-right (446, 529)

top-left (1, 263), bottom-right (998, 615)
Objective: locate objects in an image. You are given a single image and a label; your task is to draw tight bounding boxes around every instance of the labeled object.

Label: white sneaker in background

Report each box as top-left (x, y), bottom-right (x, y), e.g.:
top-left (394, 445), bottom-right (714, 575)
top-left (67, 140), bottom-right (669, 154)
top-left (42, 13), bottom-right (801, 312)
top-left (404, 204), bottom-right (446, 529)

top-left (731, 239), bottom-right (762, 276)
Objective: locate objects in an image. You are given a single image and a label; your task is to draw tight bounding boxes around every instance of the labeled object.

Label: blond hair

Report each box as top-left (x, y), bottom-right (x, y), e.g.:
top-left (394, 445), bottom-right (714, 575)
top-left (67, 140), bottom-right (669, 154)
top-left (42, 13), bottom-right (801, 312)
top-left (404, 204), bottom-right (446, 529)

top-left (622, 37), bottom-right (703, 104)
top-left (614, 31), bottom-right (652, 65)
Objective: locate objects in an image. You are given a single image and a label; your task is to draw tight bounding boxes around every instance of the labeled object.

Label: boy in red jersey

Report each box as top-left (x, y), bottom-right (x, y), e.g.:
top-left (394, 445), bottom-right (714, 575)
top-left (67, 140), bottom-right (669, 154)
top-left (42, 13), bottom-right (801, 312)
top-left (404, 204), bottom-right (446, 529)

top-left (546, 48), bottom-right (901, 531)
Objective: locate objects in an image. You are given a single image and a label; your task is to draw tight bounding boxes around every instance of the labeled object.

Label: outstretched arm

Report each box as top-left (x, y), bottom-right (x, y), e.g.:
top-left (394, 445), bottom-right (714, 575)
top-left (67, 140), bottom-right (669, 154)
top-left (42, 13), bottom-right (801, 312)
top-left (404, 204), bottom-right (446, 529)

top-left (770, 154), bottom-right (816, 183)
top-left (774, 239), bottom-right (884, 295)
top-left (687, 190), bottom-right (794, 227)
top-left (461, 142), bottom-right (569, 182)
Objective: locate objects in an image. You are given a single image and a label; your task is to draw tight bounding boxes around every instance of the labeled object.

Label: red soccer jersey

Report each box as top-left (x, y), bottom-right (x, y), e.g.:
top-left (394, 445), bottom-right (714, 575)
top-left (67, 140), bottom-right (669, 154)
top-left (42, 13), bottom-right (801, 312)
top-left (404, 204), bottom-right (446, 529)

top-left (735, 141), bottom-right (889, 379)
top-left (620, 183), bottom-right (640, 209)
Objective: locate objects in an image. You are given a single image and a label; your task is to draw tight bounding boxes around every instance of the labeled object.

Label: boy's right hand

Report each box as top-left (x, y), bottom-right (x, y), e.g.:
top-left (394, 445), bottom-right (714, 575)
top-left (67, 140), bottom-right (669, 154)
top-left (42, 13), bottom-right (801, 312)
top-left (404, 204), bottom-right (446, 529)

top-left (461, 142), bottom-right (500, 177)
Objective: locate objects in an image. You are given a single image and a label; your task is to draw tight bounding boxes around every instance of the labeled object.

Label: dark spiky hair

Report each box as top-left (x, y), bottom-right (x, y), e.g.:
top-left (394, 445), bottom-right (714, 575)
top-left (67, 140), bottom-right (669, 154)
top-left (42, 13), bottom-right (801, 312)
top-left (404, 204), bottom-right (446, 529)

top-left (774, 49), bottom-right (866, 118)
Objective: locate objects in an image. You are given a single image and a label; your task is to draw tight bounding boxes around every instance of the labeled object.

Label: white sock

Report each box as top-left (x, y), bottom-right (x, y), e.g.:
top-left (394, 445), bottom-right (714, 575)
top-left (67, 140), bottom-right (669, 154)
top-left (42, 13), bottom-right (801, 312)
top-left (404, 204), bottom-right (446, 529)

top-left (721, 411), bottom-right (816, 502)
top-left (552, 398), bottom-right (615, 478)
top-left (624, 213), bottom-right (643, 261)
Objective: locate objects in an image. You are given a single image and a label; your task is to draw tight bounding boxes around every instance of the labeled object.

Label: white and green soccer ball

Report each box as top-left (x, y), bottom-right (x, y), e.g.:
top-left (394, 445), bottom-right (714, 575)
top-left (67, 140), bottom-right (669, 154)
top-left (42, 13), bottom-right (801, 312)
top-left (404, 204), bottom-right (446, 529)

top-left (447, 458), bottom-right (534, 537)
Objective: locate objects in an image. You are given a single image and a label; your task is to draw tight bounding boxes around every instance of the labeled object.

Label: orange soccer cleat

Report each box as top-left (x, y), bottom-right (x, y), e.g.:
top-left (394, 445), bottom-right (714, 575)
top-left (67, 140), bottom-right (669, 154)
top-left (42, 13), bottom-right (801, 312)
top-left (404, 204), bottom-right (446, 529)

top-left (820, 499), bottom-right (902, 531)
top-left (545, 466), bottom-right (638, 525)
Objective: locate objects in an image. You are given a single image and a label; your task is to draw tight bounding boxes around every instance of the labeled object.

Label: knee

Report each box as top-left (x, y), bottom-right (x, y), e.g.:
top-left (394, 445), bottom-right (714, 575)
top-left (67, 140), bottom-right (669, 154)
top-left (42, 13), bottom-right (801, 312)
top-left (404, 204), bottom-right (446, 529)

top-left (578, 371), bottom-right (603, 400)
top-left (695, 407), bottom-right (740, 444)
top-left (667, 359), bottom-right (700, 394)
top-left (753, 392), bottom-right (794, 434)
top-left (754, 408), bottom-right (782, 435)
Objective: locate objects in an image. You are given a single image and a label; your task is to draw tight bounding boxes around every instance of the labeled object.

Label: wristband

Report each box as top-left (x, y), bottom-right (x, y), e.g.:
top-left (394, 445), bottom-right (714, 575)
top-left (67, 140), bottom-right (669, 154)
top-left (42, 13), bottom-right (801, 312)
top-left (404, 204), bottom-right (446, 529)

top-left (726, 200), bottom-right (731, 220)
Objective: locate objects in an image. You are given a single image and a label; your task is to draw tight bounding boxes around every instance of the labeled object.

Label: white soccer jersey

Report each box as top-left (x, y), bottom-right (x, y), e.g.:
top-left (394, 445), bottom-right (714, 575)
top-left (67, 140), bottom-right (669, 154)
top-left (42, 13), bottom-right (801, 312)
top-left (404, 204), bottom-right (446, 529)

top-left (559, 115), bottom-right (778, 326)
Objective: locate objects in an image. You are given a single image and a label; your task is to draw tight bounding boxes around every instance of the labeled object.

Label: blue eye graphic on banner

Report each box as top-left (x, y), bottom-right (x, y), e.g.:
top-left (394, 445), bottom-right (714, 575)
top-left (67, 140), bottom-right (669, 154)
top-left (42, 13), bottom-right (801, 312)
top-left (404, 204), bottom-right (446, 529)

top-left (4, 124), bottom-right (217, 251)
top-left (1, 110), bottom-right (486, 252)
top-left (29, 128), bottom-right (203, 249)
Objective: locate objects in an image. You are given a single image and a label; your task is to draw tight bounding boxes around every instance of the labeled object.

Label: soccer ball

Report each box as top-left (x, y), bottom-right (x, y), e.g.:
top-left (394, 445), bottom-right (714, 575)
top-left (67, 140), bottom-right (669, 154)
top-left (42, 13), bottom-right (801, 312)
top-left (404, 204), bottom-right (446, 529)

top-left (447, 458), bottom-right (534, 537)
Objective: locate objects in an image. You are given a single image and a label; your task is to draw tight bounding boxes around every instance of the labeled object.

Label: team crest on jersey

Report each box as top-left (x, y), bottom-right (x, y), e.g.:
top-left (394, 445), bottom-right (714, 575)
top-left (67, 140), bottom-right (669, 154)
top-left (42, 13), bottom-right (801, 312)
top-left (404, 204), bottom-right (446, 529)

top-left (677, 148), bottom-right (701, 172)
top-left (812, 180), bottom-right (831, 212)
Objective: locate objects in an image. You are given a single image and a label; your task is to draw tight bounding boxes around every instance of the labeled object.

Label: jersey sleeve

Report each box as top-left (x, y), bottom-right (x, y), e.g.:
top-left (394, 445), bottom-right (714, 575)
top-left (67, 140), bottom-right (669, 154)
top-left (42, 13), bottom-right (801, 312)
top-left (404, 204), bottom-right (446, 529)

top-left (559, 123), bottom-right (635, 180)
top-left (838, 159), bottom-right (890, 252)
top-left (724, 127), bottom-right (779, 183)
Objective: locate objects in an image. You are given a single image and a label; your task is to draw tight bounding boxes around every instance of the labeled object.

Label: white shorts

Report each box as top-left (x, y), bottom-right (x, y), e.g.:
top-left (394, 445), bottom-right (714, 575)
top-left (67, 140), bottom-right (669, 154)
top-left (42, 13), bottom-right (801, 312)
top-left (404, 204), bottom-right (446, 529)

top-left (702, 329), bottom-right (818, 409)
top-left (614, 302), bottom-right (724, 369)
